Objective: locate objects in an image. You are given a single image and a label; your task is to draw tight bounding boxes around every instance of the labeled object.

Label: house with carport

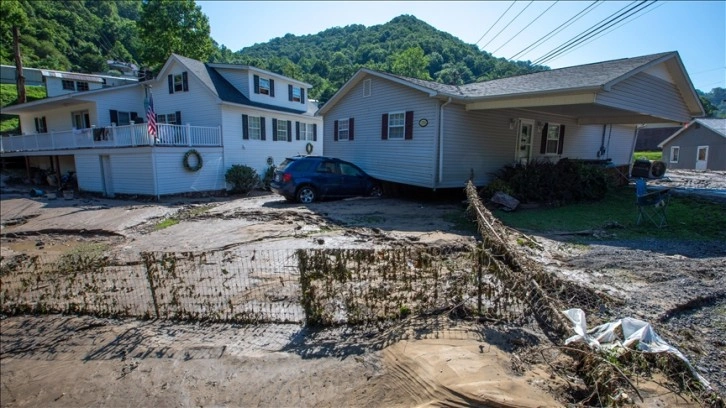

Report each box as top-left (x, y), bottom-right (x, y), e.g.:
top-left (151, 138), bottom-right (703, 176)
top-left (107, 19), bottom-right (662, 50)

top-left (1, 54), bottom-right (322, 197)
top-left (316, 51), bottom-right (703, 189)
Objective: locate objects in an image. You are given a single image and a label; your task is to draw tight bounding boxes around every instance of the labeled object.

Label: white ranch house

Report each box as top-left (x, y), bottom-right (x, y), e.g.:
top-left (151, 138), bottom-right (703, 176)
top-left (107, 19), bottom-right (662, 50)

top-left (317, 52), bottom-right (704, 189)
top-left (1, 54), bottom-right (322, 197)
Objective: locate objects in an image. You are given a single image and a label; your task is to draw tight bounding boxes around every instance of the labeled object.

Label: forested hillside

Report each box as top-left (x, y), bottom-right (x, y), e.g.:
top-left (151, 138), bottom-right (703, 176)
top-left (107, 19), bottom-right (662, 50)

top-left (1, 0), bottom-right (723, 111)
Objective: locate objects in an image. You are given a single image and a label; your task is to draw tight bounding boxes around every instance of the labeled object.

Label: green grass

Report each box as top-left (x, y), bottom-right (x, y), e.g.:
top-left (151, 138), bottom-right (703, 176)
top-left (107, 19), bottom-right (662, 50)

top-left (494, 186), bottom-right (726, 241)
top-left (1, 84), bottom-right (47, 135)
top-left (154, 218), bottom-right (180, 230)
top-left (443, 210), bottom-right (478, 233)
top-left (633, 151), bottom-right (663, 161)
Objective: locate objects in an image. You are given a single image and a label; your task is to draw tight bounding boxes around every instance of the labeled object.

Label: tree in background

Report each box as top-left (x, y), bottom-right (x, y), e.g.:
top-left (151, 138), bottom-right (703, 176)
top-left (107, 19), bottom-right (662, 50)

top-left (389, 46), bottom-right (431, 80)
top-left (138, 0), bottom-right (213, 70)
top-left (0, 0), bottom-right (28, 103)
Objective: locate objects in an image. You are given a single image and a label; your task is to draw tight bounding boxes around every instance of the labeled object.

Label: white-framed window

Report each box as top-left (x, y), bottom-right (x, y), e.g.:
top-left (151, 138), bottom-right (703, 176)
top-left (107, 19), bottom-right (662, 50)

top-left (669, 146), bottom-right (680, 163)
top-left (157, 113), bottom-right (178, 124)
top-left (292, 86), bottom-right (301, 102)
top-left (62, 80), bottom-right (75, 90)
top-left (72, 110), bottom-right (90, 129)
top-left (259, 78), bottom-right (271, 95)
top-left (697, 146), bottom-right (708, 161)
top-left (276, 119), bottom-right (288, 141)
top-left (545, 123), bottom-right (561, 154)
top-left (300, 122), bottom-right (314, 141)
top-left (337, 118), bottom-right (349, 140)
top-left (76, 81), bottom-right (89, 91)
top-left (34, 116), bottom-right (47, 133)
top-left (248, 116), bottom-right (262, 140)
top-left (363, 79), bottom-right (371, 97)
top-left (388, 112), bottom-right (405, 139)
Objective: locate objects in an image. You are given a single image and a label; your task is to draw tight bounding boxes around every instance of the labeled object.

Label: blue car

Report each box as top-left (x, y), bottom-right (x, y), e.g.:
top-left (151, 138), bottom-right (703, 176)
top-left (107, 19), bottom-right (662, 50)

top-left (270, 156), bottom-right (383, 203)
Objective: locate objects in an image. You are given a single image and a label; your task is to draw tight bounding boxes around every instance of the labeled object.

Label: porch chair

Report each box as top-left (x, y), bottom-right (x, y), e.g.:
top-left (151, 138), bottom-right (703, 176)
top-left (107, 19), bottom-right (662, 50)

top-left (635, 178), bottom-right (670, 228)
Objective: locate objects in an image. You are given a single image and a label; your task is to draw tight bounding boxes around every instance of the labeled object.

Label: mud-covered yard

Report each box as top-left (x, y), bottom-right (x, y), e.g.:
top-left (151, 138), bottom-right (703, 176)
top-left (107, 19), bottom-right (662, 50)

top-left (1, 170), bottom-right (724, 407)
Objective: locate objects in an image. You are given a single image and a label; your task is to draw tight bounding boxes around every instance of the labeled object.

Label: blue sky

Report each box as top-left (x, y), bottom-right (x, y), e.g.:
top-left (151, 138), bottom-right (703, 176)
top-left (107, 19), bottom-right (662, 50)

top-left (197, 1), bottom-right (725, 92)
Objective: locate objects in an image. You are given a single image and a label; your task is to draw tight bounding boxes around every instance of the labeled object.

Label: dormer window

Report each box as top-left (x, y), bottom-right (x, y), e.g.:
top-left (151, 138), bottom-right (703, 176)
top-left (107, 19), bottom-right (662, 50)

top-left (292, 87), bottom-right (301, 102)
top-left (168, 72), bottom-right (189, 94)
top-left (253, 74), bottom-right (275, 97)
top-left (62, 80), bottom-right (75, 90)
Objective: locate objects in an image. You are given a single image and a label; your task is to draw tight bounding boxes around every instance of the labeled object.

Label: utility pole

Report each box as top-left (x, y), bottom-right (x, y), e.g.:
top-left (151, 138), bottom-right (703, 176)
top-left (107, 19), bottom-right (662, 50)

top-left (13, 24), bottom-right (26, 104)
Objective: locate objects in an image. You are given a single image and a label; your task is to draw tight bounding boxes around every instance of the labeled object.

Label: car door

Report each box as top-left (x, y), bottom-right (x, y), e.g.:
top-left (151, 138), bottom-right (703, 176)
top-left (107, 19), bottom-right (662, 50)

top-left (339, 162), bottom-right (369, 197)
top-left (313, 160), bottom-right (343, 197)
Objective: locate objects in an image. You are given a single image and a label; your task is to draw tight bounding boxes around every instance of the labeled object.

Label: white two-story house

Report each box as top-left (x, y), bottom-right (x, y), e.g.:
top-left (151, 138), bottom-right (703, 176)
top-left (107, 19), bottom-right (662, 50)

top-left (1, 54), bottom-right (322, 198)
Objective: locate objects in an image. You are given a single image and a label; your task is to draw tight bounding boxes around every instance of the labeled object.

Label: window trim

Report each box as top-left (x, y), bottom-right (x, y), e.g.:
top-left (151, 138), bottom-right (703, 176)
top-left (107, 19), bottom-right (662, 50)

top-left (669, 146), bottom-right (680, 163)
top-left (248, 116), bottom-right (262, 140)
top-left (387, 111), bottom-right (406, 140)
top-left (34, 116), bottom-right (47, 133)
top-left (259, 77), bottom-right (271, 95)
top-left (337, 118), bottom-right (350, 141)
top-left (76, 81), bottom-right (89, 92)
top-left (62, 80), bottom-right (75, 91)
top-left (300, 122), bottom-right (315, 141)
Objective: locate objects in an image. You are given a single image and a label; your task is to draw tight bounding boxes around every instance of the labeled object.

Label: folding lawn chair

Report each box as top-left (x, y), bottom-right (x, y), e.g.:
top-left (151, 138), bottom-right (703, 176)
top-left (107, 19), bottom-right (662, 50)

top-left (635, 178), bottom-right (670, 228)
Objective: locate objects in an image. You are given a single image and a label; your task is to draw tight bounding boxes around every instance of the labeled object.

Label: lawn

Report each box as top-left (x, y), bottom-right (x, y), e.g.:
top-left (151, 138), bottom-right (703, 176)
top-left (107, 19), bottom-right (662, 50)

top-left (493, 186), bottom-right (726, 241)
top-left (633, 150), bottom-right (663, 161)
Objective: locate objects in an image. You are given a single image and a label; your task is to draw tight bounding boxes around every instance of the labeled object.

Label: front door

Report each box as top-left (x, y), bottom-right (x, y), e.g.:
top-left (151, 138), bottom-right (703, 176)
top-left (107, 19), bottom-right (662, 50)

top-left (516, 119), bottom-right (534, 165)
top-left (100, 155), bottom-right (114, 197)
top-left (695, 146), bottom-right (708, 170)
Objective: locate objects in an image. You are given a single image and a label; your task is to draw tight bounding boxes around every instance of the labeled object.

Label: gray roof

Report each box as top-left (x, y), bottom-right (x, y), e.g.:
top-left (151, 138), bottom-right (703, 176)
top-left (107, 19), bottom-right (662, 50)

top-left (385, 52), bottom-right (675, 99)
top-left (172, 54), bottom-right (308, 115)
top-left (697, 118), bottom-right (726, 137)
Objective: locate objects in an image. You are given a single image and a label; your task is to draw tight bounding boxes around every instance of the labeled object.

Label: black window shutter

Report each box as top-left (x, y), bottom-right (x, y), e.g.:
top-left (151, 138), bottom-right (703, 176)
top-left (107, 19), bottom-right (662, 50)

top-left (253, 75), bottom-right (260, 94)
top-left (42, 117), bottom-right (47, 131)
top-left (313, 123), bottom-right (317, 141)
top-left (110, 110), bottom-right (118, 125)
top-left (272, 118), bottom-right (278, 141)
top-left (242, 114), bottom-right (249, 140)
top-left (270, 79), bottom-right (275, 97)
top-left (296, 121), bottom-right (300, 140)
top-left (349, 118), bottom-right (355, 141)
top-left (168, 75), bottom-right (173, 93)
top-left (334, 120), bottom-right (339, 141)
top-left (130, 112), bottom-right (139, 123)
top-left (381, 114), bottom-right (388, 140)
top-left (540, 123), bottom-right (549, 154)
top-left (300, 88), bottom-right (305, 104)
top-left (175, 111), bottom-right (182, 124)
top-left (287, 120), bottom-right (292, 142)
top-left (182, 72), bottom-right (189, 91)
top-left (558, 125), bottom-right (566, 154)
top-left (288, 84), bottom-right (293, 102)
top-left (34, 117), bottom-right (40, 132)
top-left (405, 111), bottom-right (414, 140)
top-left (260, 117), bottom-right (266, 140)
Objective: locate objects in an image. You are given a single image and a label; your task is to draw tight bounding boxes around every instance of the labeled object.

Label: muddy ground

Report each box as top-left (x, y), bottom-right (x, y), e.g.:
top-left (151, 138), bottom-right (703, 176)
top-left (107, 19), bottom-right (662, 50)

top-left (1, 169), bottom-right (725, 407)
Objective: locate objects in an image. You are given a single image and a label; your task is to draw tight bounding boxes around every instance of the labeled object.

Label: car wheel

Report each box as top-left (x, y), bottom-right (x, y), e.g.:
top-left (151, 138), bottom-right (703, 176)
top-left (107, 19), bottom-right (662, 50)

top-left (296, 185), bottom-right (317, 203)
top-left (370, 184), bottom-right (383, 198)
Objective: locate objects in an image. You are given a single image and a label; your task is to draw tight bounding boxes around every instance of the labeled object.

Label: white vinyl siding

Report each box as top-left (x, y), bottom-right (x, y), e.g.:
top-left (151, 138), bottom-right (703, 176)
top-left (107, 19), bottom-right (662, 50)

top-left (154, 148), bottom-right (225, 195)
top-left (323, 77), bottom-right (438, 188)
top-left (68, 154), bottom-right (103, 193)
top-left (595, 72), bottom-right (692, 123)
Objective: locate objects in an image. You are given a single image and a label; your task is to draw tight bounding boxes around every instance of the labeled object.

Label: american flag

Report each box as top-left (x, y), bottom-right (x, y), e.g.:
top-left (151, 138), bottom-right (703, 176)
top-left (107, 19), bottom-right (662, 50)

top-left (146, 91), bottom-right (157, 141)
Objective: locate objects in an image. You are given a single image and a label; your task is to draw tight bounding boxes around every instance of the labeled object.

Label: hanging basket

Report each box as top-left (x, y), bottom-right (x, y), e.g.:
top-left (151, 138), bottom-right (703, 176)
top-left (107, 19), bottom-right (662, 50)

top-left (183, 149), bottom-right (203, 172)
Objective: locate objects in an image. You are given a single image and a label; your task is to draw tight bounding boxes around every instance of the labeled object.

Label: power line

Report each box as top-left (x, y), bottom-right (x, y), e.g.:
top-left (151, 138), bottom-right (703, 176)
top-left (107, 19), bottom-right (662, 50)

top-left (481, 1), bottom-right (535, 50)
top-left (491, 1), bottom-right (559, 55)
top-left (509, 1), bottom-right (602, 61)
top-left (542, 1), bottom-right (664, 64)
top-left (475, 1), bottom-right (517, 46)
top-left (533, 1), bottom-right (655, 65)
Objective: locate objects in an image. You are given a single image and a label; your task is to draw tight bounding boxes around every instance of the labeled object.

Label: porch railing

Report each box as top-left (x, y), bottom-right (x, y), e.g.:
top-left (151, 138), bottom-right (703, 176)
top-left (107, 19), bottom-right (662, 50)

top-left (0, 123), bottom-right (222, 153)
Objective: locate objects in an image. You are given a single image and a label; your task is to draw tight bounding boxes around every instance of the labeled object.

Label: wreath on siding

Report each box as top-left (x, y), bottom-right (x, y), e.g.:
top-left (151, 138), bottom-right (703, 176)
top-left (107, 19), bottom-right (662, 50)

top-left (183, 149), bottom-right (203, 172)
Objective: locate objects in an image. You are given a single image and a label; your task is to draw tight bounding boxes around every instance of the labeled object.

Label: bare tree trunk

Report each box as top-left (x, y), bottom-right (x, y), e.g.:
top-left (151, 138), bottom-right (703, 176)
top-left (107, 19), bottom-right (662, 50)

top-left (13, 25), bottom-right (26, 104)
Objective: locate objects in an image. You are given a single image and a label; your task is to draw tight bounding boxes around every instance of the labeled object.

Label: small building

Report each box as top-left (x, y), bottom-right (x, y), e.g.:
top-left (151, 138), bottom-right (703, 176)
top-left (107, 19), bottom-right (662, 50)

top-left (317, 51), bottom-right (704, 189)
top-left (1, 65), bottom-right (139, 96)
top-left (658, 119), bottom-right (726, 170)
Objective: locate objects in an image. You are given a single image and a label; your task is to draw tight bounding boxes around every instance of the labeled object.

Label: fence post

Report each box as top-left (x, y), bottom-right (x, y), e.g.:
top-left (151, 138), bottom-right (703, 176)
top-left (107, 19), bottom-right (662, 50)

top-left (476, 247), bottom-right (483, 316)
top-left (141, 252), bottom-right (161, 319)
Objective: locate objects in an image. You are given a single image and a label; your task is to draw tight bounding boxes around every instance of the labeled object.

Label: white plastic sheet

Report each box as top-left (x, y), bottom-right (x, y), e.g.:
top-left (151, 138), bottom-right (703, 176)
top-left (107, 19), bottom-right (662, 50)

top-left (562, 308), bottom-right (710, 388)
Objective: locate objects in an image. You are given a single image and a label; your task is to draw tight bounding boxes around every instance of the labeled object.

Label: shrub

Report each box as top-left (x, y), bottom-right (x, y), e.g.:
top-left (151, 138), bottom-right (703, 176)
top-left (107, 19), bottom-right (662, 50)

top-left (225, 164), bottom-right (260, 194)
top-left (486, 159), bottom-right (609, 204)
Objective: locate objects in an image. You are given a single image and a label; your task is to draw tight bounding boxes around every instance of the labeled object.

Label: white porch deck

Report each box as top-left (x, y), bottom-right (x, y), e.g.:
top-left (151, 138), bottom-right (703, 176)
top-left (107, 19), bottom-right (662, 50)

top-left (0, 123), bottom-right (222, 153)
